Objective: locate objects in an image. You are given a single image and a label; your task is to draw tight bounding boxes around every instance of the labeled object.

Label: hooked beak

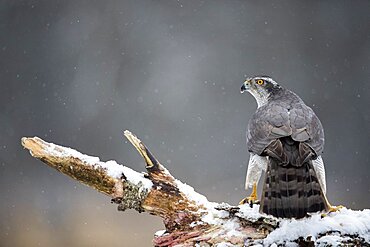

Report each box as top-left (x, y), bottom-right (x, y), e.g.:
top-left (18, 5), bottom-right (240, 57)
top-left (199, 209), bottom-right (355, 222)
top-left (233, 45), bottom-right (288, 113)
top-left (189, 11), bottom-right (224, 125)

top-left (241, 81), bottom-right (250, 93)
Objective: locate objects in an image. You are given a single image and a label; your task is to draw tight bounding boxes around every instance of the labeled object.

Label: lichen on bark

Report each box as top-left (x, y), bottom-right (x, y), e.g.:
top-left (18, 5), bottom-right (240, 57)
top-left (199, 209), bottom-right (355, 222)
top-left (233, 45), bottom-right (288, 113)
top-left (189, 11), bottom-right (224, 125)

top-left (112, 180), bottom-right (150, 213)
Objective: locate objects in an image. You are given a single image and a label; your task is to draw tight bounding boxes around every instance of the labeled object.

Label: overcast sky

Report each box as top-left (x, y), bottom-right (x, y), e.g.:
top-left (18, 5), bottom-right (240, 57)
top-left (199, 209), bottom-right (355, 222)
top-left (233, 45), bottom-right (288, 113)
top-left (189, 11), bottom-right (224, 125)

top-left (1, 1), bottom-right (370, 246)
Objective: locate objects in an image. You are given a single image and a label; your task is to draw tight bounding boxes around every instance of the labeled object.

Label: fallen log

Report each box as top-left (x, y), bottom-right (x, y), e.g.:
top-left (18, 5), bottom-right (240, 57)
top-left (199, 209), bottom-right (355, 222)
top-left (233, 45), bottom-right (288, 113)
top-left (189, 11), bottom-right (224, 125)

top-left (21, 131), bottom-right (370, 246)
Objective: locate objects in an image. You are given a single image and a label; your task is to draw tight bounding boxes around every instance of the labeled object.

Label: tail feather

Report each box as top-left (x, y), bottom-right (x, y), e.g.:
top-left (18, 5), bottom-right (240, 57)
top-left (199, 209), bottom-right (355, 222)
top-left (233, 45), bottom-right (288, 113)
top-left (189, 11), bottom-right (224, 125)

top-left (268, 166), bottom-right (278, 216)
top-left (287, 167), bottom-right (298, 217)
top-left (296, 166), bottom-right (305, 218)
top-left (260, 158), bottom-right (328, 219)
top-left (280, 168), bottom-right (294, 217)
top-left (306, 166), bottom-right (326, 212)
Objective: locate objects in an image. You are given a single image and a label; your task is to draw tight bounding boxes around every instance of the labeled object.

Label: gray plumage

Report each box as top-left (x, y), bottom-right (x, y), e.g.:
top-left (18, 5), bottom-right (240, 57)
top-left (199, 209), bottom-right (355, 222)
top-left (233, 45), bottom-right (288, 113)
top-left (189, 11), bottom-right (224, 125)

top-left (246, 88), bottom-right (324, 157)
top-left (241, 76), bottom-right (329, 219)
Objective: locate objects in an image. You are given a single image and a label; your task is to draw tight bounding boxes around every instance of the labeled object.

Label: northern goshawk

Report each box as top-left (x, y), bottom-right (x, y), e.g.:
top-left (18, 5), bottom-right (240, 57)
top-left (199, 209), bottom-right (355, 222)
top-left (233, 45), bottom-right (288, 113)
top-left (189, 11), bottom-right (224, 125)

top-left (239, 76), bottom-right (340, 219)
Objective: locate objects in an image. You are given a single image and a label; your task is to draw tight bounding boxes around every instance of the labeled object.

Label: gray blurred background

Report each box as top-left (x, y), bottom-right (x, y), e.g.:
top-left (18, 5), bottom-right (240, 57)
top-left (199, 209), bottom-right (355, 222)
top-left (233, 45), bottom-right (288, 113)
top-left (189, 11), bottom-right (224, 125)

top-left (1, 1), bottom-right (370, 246)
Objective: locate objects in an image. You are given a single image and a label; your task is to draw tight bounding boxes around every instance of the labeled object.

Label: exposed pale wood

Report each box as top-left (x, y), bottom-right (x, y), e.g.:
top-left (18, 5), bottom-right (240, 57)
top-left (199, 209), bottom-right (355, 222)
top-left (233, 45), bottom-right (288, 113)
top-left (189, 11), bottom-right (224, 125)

top-left (21, 137), bottom-right (122, 197)
top-left (123, 130), bottom-right (204, 230)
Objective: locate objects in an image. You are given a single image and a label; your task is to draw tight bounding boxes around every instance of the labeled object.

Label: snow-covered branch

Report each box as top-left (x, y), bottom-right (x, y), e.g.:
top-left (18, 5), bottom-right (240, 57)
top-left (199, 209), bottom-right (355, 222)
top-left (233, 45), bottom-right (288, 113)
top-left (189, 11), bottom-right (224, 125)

top-left (21, 132), bottom-right (370, 246)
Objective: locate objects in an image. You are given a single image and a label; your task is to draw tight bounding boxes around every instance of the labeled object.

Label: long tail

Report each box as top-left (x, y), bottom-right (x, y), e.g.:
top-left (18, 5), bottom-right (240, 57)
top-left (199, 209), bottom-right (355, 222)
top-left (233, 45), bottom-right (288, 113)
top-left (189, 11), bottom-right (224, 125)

top-left (260, 158), bottom-right (329, 219)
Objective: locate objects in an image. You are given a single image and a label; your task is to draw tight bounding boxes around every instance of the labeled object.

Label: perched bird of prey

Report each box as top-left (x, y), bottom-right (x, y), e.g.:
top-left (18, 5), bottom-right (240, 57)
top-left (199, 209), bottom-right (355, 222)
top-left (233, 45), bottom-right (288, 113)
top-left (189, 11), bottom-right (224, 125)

top-left (240, 76), bottom-right (339, 219)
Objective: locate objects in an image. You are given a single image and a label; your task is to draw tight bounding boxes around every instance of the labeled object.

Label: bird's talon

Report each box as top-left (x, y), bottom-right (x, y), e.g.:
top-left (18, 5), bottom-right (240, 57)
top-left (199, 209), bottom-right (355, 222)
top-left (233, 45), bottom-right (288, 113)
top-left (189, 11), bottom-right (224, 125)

top-left (239, 197), bottom-right (248, 205)
top-left (321, 205), bottom-right (343, 217)
top-left (239, 196), bottom-right (259, 206)
top-left (240, 182), bottom-right (259, 206)
top-left (328, 205), bottom-right (343, 213)
top-left (249, 199), bottom-right (260, 207)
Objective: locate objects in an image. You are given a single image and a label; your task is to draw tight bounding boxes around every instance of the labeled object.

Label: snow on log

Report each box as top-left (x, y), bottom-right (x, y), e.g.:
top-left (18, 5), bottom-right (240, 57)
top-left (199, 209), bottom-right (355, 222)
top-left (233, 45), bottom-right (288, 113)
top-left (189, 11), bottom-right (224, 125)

top-left (21, 131), bottom-right (370, 246)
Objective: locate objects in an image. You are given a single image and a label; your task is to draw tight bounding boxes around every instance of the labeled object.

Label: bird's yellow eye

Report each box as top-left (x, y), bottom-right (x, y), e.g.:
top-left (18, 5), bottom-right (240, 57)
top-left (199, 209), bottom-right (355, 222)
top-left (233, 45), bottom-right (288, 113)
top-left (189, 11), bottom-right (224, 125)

top-left (257, 79), bottom-right (264, 85)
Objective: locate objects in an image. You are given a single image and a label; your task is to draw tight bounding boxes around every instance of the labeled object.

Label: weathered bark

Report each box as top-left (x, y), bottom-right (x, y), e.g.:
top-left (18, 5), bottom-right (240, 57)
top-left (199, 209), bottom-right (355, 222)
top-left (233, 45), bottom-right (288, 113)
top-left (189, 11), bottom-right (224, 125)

top-left (21, 131), bottom-right (370, 246)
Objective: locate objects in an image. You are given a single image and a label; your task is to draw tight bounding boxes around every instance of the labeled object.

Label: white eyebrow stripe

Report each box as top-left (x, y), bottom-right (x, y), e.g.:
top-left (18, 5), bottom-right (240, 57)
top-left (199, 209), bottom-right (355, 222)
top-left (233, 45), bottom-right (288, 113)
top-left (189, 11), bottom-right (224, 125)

top-left (258, 77), bottom-right (278, 85)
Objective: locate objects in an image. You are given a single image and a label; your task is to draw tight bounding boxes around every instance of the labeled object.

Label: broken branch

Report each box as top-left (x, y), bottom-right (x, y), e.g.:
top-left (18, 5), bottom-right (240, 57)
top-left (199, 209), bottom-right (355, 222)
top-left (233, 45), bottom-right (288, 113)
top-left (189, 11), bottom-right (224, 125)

top-left (21, 132), bottom-right (370, 246)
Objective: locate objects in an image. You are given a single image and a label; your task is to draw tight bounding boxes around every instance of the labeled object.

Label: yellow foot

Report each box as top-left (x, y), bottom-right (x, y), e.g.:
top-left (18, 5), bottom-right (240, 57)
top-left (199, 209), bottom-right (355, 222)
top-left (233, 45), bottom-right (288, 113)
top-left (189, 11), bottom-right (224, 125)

top-left (239, 195), bottom-right (259, 205)
top-left (239, 182), bottom-right (259, 205)
top-left (328, 205), bottom-right (344, 213)
top-left (321, 205), bottom-right (344, 217)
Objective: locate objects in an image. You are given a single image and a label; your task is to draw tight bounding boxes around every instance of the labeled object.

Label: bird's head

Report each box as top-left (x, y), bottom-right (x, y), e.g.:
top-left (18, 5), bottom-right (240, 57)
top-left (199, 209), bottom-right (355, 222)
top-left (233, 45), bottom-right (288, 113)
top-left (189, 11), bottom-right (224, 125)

top-left (241, 76), bottom-right (282, 107)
